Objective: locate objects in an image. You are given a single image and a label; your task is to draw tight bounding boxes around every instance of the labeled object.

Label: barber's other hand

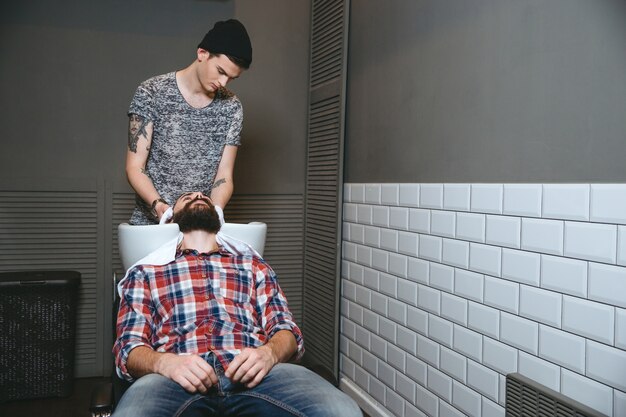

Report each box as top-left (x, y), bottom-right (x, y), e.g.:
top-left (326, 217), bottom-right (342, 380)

top-left (155, 202), bottom-right (171, 221)
top-left (155, 353), bottom-right (218, 393)
top-left (225, 346), bottom-right (277, 388)
top-left (214, 205), bottom-right (225, 225)
top-left (159, 207), bottom-right (173, 224)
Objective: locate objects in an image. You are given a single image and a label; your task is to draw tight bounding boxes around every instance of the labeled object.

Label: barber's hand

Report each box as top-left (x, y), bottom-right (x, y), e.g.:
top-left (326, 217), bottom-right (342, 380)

top-left (155, 353), bottom-right (218, 393)
top-left (155, 202), bottom-right (171, 221)
top-left (214, 205), bottom-right (225, 225)
top-left (225, 346), bottom-right (277, 388)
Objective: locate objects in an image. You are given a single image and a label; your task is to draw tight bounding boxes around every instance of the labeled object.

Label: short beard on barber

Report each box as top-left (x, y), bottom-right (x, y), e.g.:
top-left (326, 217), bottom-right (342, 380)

top-left (172, 203), bottom-right (222, 234)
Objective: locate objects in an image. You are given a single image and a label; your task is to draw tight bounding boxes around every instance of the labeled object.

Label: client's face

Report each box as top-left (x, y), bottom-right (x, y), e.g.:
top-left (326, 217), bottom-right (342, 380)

top-left (171, 192), bottom-right (221, 233)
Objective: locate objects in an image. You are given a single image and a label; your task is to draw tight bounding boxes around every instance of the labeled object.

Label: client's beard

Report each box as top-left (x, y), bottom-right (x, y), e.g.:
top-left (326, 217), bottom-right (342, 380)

top-left (171, 203), bottom-right (222, 234)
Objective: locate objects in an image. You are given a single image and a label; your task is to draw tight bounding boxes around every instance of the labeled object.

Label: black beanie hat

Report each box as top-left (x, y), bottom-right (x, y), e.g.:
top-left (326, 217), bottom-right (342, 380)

top-left (198, 19), bottom-right (252, 68)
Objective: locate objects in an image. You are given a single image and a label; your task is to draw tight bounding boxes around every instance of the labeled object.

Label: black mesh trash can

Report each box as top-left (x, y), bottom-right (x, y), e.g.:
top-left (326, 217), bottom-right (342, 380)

top-left (0, 270), bottom-right (81, 402)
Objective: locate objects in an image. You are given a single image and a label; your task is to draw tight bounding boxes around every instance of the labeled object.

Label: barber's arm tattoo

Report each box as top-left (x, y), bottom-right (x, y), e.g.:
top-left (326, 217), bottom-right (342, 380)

top-left (212, 178), bottom-right (226, 189)
top-left (128, 114), bottom-right (149, 153)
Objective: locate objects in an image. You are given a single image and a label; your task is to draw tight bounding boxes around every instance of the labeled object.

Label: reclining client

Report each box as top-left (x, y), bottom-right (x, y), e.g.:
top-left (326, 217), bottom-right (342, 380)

top-left (112, 191), bottom-right (362, 417)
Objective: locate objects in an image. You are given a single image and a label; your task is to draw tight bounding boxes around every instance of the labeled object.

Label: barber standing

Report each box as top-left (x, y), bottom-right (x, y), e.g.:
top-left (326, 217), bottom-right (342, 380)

top-left (126, 19), bottom-right (252, 225)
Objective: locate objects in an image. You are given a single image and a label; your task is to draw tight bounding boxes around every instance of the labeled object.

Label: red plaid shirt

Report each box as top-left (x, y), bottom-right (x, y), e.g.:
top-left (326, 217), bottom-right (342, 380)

top-left (113, 248), bottom-right (304, 381)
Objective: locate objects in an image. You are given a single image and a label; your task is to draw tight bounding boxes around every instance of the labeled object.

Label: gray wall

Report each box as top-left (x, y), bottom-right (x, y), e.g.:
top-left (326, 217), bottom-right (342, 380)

top-left (0, 0), bottom-right (310, 377)
top-left (345, 0), bottom-right (626, 183)
top-left (0, 0), bottom-right (310, 193)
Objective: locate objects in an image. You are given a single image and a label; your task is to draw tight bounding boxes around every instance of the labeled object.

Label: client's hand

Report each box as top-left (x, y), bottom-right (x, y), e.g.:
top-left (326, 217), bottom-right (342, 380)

top-left (156, 353), bottom-right (218, 393)
top-left (225, 346), bottom-right (277, 389)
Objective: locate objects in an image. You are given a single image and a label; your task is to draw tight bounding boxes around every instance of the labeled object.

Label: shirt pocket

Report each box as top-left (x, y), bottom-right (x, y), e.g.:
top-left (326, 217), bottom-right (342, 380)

top-left (216, 269), bottom-right (253, 309)
top-left (218, 284), bottom-right (251, 307)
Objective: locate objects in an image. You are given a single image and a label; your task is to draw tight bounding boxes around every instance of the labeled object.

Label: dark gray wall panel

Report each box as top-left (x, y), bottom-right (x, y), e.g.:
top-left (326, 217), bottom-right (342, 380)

top-left (345, 0), bottom-right (626, 183)
top-left (0, 0), bottom-right (311, 377)
top-left (0, 182), bottom-right (105, 378)
top-left (302, 0), bottom-right (349, 379)
top-left (111, 193), bottom-right (136, 277)
top-left (0, 0), bottom-right (310, 194)
top-left (0, 186), bottom-right (305, 378)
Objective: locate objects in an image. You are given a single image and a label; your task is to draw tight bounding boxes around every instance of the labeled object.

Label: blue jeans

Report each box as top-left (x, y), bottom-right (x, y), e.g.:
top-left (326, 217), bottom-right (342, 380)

top-left (112, 360), bottom-right (362, 417)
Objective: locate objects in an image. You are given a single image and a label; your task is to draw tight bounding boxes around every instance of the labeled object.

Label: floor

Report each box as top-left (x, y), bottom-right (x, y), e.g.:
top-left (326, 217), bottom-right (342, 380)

top-left (0, 377), bottom-right (109, 417)
top-left (0, 377), bottom-right (370, 417)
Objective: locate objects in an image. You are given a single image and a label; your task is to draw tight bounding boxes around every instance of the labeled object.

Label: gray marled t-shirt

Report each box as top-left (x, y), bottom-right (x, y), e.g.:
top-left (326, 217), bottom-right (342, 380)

top-left (128, 72), bottom-right (242, 225)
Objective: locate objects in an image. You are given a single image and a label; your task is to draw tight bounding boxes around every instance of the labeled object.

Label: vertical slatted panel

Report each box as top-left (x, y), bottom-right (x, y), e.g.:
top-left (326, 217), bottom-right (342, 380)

top-left (0, 187), bottom-right (305, 379)
top-left (0, 190), bottom-right (100, 376)
top-left (111, 193), bottom-right (136, 277)
top-left (226, 194), bottom-right (304, 322)
top-left (310, 0), bottom-right (345, 88)
top-left (303, 0), bottom-right (349, 378)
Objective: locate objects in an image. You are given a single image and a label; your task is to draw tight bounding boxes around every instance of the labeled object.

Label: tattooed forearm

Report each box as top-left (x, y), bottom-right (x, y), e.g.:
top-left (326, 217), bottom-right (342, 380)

top-left (140, 167), bottom-right (147, 175)
top-left (212, 178), bottom-right (226, 189)
top-left (128, 114), bottom-right (149, 153)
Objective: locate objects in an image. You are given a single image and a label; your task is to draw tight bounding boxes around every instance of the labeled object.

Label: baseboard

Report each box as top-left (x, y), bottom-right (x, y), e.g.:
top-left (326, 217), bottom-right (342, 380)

top-left (339, 377), bottom-right (394, 417)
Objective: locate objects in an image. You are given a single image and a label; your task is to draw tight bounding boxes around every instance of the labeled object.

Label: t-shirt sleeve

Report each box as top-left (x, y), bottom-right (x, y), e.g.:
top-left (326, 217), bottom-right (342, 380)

top-left (225, 98), bottom-right (243, 147)
top-left (128, 82), bottom-right (155, 122)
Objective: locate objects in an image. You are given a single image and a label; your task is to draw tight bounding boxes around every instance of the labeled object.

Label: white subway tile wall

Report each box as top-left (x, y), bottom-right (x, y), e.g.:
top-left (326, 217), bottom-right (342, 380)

top-left (561, 368), bottom-right (614, 416)
top-left (470, 184), bottom-right (503, 214)
top-left (502, 184), bottom-right (542, 218)
top-left (400, 184), bottom-right (420, 207)
top-left (420, 184), bottom-right (444, 209)
top-left (542, 184), bottom-right (590, 221)
top-left (501, 249), bottom-right (540, 286)
top-left (442, 239), bottom-right (470, 269)
top-left (444, 184), bottom-right (471, 212)
top-left (431, 210), bottom-right (457, 238)
top-left (521, 218), bottom-right (564, 256)
top-left (517, 352), bottom-right (561, 391)
top-left (456, 212), bottom-right (486, 243)
top-left (590, 184), bottom-right (626, 225)
top-left (485, 215), bottom-right (520, 249)
top-left (410, 209), bottom-right (432, 234)
top-left (615, 389), bottom-right (626, 417)
top-left (381, 229), bottom-right (399, 252)
top-left (341, 183), bottom-right (626, 417)
top-left (382, 184), bottom-right (400, 206)
top-left (564, 221), bottom-right (617, 264)
top-left (366, 184), bottom-right (382, 204)
top-left (617, 309), bottom-right (626, 350)
top-left (618, 227), bottom-right (626, 266)
top-left (452, 380), bottom-right (482, 416)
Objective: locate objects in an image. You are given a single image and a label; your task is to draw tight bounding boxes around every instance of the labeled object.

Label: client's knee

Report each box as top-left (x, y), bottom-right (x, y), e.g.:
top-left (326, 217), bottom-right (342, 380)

top-left (272, 364), bottom-right (362, 417)
top-left (323, 387), bottom-right (362, 417)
